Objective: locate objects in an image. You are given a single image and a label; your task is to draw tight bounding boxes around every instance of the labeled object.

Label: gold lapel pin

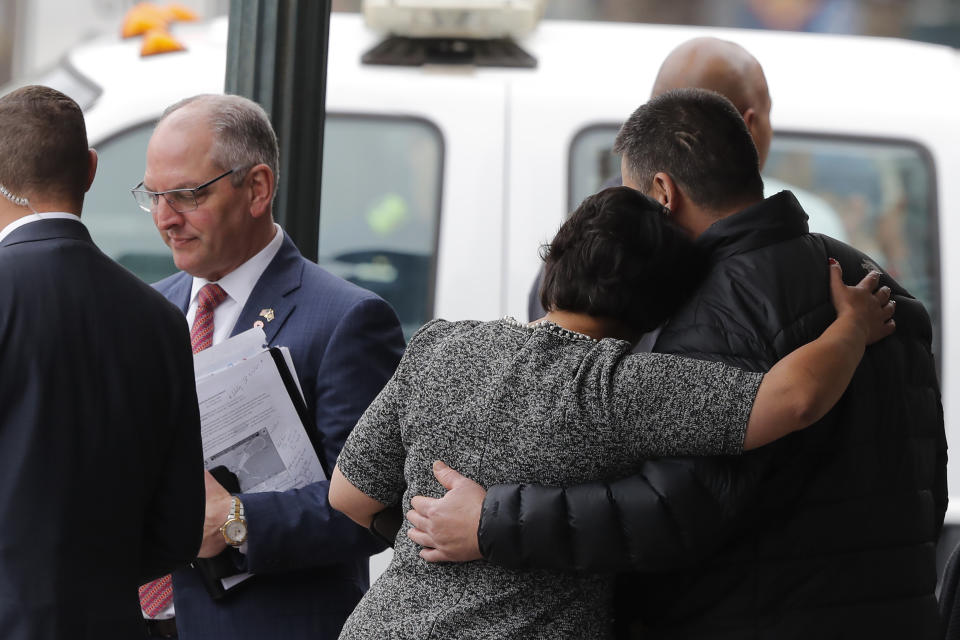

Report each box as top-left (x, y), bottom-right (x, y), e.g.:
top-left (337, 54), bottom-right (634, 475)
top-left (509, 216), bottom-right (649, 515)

top-left (259, 308), bottom-right (275, 322)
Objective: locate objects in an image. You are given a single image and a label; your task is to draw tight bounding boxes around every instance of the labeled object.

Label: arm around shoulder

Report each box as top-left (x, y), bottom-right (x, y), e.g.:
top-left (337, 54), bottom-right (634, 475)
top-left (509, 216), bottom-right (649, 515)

top-left (743, 263), bottom-right (895, 449)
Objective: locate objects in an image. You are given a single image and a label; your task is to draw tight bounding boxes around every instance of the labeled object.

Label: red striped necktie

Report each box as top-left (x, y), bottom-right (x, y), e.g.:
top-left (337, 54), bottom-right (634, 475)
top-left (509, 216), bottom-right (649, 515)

top-left (190, 283), bottom-right (229, 353)
top-left (139, 282), bottom-right (228, 618)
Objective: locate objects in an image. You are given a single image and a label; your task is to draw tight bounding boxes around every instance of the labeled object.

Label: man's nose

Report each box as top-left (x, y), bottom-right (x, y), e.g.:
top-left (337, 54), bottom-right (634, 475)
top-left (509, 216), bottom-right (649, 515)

top-left (153, 196), bottom-right (183, 229)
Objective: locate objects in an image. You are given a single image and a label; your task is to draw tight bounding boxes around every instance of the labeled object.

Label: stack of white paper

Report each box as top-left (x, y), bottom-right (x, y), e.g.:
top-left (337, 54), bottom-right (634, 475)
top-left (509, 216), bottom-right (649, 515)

top-left (194, 328), bottom-right (326, 495)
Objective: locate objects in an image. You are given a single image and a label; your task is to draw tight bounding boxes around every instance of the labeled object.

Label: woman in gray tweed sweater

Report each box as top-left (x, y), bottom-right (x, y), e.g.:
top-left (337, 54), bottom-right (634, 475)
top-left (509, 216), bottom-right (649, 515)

top-left (330, 187), bottom-right (894, 640)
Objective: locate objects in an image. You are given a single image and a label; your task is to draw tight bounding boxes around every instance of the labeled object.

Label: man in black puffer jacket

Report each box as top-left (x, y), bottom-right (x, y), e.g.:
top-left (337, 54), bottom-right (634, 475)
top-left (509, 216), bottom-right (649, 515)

top-left (406, 89), bottom-right (946, 639)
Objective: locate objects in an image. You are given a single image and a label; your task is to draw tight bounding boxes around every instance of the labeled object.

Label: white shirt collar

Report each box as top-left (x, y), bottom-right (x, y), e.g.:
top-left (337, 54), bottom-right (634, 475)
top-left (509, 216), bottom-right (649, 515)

top-left (0, 212), bottom-right (82, 244)
top-left (188, 222), bottom-right (285, 318)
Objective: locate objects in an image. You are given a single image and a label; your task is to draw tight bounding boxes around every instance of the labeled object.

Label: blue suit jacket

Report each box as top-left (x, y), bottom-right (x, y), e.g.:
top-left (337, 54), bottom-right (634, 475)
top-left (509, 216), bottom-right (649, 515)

top-left (154, 231), bottom-right (405, 639)
top-left (0, 219), bottom-right (204, 640)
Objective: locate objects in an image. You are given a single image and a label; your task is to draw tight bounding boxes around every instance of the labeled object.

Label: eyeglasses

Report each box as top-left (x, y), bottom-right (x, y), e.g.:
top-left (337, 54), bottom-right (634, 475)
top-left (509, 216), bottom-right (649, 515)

top-left (131, 168), bottom-right (236, 214)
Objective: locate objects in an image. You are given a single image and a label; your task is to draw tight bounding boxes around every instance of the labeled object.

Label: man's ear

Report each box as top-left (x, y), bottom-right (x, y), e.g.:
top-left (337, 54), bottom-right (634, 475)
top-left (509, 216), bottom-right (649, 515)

top-left (742, 107), bottom-right (760, 140)
top-left (650, 172), bottom-right (679, 212)
top-left (246, 164), bottom-right (274, 218)
top-left (84, 149), bottom-right (98, 193)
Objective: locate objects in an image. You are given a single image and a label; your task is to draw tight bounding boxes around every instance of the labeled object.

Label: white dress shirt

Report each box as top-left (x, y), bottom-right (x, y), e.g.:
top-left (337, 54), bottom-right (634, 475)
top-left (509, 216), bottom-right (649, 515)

top-left (0, 212), bottom-right (82, 243)
top-left (185, 223), bottom-right (284, 345)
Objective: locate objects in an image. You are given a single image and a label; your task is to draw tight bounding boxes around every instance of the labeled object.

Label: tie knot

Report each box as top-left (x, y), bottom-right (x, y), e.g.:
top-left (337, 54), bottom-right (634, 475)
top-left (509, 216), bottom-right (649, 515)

top-left (198, 283), bottom-right (228, 312)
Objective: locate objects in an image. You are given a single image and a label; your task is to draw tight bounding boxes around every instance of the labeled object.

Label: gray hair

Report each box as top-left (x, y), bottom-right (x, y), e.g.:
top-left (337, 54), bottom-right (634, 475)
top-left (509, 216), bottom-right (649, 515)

top-left (160, 94), bottom-right (280, 194)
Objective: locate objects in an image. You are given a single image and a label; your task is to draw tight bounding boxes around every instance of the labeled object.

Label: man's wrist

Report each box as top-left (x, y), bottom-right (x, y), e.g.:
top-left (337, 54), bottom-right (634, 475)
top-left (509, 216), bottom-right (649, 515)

top-left (220, 495), bottom-right (248, 547)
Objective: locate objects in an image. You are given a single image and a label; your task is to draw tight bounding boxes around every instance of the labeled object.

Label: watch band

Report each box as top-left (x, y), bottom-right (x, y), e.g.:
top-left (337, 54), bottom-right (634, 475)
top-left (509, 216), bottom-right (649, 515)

top-left (221, 496), bottom-right (248, 547)
top-left (229, 495), bottom-right (245, 521)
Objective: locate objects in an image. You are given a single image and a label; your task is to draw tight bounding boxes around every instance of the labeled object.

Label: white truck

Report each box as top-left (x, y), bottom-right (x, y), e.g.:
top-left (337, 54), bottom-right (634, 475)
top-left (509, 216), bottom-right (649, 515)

top-left (8, 7), bottom-right (960, 568)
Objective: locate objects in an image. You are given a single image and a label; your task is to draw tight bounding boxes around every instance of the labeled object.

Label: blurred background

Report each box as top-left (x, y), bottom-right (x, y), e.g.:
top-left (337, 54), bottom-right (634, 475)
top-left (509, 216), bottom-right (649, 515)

top-left (2, 0), bottom-right (959, 86)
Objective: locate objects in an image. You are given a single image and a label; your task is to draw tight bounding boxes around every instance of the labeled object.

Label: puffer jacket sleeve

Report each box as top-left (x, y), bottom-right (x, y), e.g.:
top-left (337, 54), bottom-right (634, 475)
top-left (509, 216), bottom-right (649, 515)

top-left (478, 451), bottom-right (776, 573)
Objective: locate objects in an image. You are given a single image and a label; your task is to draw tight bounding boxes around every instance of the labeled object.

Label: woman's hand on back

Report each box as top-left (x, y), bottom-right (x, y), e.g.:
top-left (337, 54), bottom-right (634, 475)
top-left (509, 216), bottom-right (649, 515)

top-left (828, 259), bottom-right (896, 346)
top-left (744, 259), bottom-right (896, 449)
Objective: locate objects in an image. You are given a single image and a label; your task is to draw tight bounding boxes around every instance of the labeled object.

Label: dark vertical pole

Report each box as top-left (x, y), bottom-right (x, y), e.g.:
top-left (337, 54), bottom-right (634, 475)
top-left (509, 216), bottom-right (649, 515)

top-left (225, 0), bottom-right (331, 262)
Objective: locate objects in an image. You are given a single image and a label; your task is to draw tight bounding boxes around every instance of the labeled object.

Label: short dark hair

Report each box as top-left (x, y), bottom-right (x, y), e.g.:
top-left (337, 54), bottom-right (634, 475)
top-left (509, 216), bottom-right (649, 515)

top-left (614, 88), bottom-right (764, 212)
top-left (540, 186), bottom-right (707, 334)
top-left (0, 85), bottom-right (89, 202)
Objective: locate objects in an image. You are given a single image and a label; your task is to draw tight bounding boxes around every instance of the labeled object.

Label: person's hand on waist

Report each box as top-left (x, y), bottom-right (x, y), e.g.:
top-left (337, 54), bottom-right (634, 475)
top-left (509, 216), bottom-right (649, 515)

top-left (406, 461), bottom-right (485, 563)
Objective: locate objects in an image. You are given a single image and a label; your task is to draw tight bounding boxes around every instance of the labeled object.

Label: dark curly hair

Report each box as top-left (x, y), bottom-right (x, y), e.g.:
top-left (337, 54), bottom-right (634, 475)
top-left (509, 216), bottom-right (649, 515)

top-left (539, 186), bottom-right (708, 334)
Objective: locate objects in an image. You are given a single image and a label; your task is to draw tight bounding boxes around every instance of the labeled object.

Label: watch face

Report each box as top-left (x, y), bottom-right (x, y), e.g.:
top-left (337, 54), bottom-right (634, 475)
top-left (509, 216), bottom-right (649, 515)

top-left (224, 520), bottom-right (247, 544)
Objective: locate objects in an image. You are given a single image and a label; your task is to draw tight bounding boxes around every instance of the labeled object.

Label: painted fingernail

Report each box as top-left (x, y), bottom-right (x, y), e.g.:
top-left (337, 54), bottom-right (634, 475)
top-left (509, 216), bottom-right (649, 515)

top-left (828, 258), bottom-right (838, 265)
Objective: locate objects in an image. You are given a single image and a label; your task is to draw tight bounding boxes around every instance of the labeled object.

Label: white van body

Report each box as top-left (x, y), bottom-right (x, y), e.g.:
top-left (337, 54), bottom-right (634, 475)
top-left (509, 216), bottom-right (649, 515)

top-left (26, 12), bottom-right (960, 566)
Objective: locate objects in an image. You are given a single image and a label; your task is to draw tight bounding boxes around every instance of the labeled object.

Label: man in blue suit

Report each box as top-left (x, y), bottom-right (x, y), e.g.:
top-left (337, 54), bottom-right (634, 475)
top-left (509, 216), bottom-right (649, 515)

top-left (0, 86), bottom-right (205, 640)
top-left (139, 93), bottom-right (405, 639)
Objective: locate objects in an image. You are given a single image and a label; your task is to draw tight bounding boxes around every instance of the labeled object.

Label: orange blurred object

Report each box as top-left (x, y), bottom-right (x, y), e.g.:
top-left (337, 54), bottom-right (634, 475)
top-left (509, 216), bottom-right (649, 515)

top-left (122, 3), bottom-right (200, 38)
top-left (165, 4), bottom-right (199, 22)
top-left (141, 27), bottom-right (187, 56)
top-left (122, 3), bottom-right (170, 38)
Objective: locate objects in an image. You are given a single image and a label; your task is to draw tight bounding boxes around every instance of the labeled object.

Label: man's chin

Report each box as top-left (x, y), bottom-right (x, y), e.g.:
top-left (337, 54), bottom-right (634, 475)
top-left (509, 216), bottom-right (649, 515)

top-left (171, 252), bottom-right (200, 277)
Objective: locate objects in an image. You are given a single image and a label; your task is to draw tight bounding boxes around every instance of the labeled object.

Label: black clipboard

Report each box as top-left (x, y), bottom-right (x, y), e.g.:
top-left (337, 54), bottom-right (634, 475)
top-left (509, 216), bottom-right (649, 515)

top-left (267, 348), bottom-right (329, 477)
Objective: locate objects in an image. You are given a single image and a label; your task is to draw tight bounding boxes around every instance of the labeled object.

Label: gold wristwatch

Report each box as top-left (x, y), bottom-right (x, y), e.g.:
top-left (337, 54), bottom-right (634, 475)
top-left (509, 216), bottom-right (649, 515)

top-left (220, 496), bottom-right (248, 547)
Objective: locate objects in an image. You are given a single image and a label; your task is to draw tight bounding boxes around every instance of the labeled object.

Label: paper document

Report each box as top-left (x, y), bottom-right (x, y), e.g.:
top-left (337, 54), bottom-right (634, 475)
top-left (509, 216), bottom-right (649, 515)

top-left (195, 328), bottom-right (326, 493)
top-left (191, 328), bottom-right (329, 595)
top-left (194, 327), bottom-right (266, 379)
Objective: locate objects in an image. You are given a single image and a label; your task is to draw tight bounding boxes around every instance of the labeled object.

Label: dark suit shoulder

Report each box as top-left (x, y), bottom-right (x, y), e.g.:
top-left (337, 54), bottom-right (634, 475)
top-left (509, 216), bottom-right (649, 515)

top-left (2, 232), bottom-right (183, 327)
top-left (153, 270), bottom-right (191, 297)
top-left (300, 258), bottom-right (395, 311)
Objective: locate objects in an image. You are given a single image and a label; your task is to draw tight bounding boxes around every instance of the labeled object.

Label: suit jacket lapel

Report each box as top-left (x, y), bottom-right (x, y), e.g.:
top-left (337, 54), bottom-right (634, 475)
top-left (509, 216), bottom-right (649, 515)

top-left (232, 231), bottom-right (304, 345)
top-left (164, 274), bottom-right (192, 314)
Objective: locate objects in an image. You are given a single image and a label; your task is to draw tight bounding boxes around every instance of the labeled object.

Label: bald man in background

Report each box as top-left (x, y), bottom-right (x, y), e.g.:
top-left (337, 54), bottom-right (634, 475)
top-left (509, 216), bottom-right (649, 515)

top-left (528, 36), bottom-right (846, 320)
top-left (651, 37), bottom-right (773, 165)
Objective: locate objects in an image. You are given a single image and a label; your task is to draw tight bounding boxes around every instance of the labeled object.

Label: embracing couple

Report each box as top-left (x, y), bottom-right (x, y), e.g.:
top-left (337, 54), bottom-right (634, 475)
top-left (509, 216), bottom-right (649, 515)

top-left (331, 88), bottom-right (945, 640)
